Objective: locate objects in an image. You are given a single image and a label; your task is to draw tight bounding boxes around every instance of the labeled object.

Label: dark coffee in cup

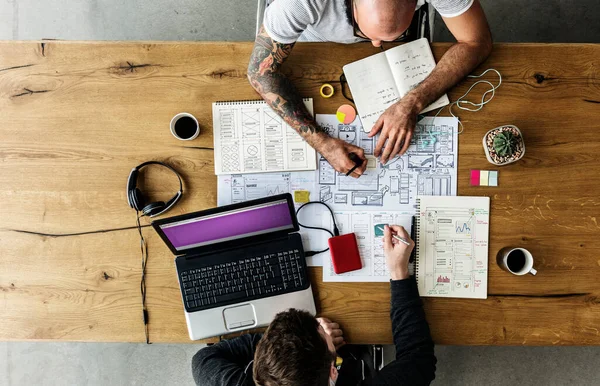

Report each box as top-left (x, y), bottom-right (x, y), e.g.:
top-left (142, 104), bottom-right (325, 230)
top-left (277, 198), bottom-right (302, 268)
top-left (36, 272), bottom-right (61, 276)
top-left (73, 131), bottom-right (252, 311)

top-left (170, 113), bottom-right (200, 141)
top-left (506, 249), bottom-right (526, 273)
top-left (174, 116), bottom-right (198, 139)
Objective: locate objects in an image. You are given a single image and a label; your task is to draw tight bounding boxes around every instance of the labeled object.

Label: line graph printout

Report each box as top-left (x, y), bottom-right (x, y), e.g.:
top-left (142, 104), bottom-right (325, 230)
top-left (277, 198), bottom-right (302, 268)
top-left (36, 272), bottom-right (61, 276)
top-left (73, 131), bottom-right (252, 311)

top-left (322, 212), bottom-right (413, 282)
top-left (213, 99), bottom-right (317, 174)
top-left (315, 114), bottom-right (458, 213)
top-left (415, 196), bottom-right (489, 299)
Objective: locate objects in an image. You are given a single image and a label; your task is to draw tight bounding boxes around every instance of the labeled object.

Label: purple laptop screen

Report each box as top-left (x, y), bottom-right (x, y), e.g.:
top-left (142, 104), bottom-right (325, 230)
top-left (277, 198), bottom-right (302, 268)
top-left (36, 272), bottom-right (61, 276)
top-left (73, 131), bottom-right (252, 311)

top-left (160, 199), bottom-right (293, 251)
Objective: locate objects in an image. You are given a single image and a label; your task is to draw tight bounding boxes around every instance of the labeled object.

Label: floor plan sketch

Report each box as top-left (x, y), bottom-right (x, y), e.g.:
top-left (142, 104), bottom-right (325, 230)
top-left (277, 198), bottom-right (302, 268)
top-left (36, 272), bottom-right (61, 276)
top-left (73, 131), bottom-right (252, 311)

top-left (322, 212), bottom-right (413, 282)
top-left (315, 115), bottom-right (459, 213)
top-left (213, 99), bottom-right (316, 174)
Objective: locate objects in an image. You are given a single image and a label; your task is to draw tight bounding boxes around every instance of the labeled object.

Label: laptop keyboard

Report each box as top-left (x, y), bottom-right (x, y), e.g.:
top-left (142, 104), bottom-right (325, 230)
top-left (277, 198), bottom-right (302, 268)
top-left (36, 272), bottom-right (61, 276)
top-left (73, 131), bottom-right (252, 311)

top-left (180, 249), bottom-right (308, 312)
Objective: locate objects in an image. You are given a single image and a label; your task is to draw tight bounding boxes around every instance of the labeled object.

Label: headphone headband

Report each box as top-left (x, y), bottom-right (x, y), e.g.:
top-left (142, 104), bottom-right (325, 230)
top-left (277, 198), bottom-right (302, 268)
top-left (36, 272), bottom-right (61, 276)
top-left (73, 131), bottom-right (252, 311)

top-left (127, 161), bottom-right (184, 217)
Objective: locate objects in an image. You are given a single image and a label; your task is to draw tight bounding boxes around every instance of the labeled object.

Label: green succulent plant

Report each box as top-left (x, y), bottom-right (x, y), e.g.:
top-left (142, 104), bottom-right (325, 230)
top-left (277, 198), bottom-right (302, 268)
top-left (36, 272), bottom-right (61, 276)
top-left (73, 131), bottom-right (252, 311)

top-left (492, 131), bottom-right (519, 156)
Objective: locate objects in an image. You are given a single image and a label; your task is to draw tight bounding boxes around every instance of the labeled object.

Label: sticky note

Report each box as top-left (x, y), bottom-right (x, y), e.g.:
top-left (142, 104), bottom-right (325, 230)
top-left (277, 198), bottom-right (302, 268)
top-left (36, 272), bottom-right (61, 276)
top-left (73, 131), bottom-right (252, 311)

top-left (294, 190), bottom-right (310, 203)
top-left (336, 104), bottom-right (356, 124)
top-left (489, 171), bottom-right (498, 186)
top-left (470, 170), bottom-right (480, 186)
top-left (480, 170), bottom-right (489, 186)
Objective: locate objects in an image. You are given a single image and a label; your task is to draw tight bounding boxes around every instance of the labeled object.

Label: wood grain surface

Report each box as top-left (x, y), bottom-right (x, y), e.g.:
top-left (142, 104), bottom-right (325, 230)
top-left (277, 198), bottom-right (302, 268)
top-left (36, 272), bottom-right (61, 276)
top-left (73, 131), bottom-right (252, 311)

top-left (1, 41), bottom-right (599, 345)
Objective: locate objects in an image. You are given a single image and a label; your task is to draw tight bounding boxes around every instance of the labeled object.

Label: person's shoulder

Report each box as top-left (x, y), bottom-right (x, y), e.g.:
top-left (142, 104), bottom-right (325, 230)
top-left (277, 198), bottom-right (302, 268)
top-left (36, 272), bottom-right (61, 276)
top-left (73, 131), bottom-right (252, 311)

top-left (425, 0), bottom-right (474, 18)
top-left (268, 0), bottom-right (331, 14)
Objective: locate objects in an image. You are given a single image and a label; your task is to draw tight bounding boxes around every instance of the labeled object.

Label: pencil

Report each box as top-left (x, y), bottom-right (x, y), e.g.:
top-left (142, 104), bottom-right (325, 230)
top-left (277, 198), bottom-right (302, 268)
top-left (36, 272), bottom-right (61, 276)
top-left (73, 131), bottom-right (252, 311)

top-left (376, 226), bottom-right (410, 246)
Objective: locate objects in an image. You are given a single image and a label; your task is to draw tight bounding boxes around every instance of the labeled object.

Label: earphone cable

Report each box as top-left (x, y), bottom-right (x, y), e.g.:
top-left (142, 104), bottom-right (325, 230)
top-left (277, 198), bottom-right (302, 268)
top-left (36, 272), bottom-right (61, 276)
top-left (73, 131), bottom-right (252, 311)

top-left (136, 213), bottom-right (150, 344)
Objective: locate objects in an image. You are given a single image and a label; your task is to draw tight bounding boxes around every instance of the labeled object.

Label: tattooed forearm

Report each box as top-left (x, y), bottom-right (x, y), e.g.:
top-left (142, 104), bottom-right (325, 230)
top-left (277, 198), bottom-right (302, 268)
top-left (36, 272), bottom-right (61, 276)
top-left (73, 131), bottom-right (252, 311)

top-left (248, 26), bottom-right (328, 147)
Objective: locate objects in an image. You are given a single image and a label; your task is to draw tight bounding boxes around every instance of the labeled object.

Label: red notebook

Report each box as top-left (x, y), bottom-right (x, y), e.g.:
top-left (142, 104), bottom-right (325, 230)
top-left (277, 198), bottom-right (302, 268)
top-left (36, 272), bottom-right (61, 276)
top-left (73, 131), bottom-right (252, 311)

top-left (328, 233), bottom-right (362, 274)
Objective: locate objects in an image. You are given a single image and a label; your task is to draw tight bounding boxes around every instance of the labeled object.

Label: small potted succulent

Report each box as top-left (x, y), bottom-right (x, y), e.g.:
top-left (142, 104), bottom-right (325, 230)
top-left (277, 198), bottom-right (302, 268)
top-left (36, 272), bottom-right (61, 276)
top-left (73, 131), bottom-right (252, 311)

top-left (483, 125), bottom-right (525, 166)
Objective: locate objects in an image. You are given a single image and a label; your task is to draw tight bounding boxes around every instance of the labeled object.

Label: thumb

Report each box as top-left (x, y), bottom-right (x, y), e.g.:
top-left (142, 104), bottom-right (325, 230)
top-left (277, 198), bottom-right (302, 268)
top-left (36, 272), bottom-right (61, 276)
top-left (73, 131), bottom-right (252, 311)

top-left (383, 225), bottom-right (393, 251)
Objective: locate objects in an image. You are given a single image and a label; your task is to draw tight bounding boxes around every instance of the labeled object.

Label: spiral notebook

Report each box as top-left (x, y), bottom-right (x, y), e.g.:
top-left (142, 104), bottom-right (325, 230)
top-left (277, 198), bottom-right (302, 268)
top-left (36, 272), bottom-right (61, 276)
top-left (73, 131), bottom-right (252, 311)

top-left (212, 99), bottom-right (316, 175)
top-left (414, 195), bottom-right (490, 299)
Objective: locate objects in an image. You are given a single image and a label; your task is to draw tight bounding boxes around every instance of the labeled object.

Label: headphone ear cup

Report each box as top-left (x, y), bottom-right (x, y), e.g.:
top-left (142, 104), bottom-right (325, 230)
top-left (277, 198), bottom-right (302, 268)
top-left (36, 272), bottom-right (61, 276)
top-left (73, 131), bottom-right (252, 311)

top-left (142, 201), bottom-right (166, 217)
top-left (132, 188), bottom-right (145, 211)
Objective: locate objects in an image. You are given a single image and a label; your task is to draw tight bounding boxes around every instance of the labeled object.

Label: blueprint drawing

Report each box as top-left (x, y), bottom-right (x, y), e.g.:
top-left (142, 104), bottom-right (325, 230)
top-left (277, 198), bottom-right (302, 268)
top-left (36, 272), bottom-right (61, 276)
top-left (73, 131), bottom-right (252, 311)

top-left (315, 115), bottom-right (458, 213)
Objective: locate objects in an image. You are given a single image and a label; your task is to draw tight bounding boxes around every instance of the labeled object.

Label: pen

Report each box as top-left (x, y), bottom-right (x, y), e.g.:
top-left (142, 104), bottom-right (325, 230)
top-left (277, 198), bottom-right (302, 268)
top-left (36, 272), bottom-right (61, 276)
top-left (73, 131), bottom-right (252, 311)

top-left (376, 226), bottom-right (410, 246)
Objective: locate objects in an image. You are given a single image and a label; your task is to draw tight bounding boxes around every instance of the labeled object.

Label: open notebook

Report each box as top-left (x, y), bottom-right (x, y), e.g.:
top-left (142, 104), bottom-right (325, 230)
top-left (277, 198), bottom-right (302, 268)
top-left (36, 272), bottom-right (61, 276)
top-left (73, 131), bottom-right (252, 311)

top-left (414, 195), bottom-right (490, 299)
top-left (343, 38), bottom-right (449, 133)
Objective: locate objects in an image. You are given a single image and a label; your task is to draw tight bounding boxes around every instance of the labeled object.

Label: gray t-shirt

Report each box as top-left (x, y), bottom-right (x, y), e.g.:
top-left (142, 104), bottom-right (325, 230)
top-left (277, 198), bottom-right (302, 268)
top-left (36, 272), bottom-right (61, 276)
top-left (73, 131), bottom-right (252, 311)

top-left (263, 0), bottom-right (474, 44)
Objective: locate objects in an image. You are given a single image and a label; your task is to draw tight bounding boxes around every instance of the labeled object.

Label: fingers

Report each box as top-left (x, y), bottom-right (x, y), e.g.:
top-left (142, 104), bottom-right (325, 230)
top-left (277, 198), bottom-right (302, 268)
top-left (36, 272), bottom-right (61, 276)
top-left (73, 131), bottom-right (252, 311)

top-left (383, 225), bottom-right (393, 251)
top-left (374, 130), bottom-right (388, 158)
top-left (346, 147), bottom-right (367, 178)
top-left (389, 225), bottom-right (412, 243)
top-left (317, 317), bottom-right (331, 324)
top-left (380, 132), bottom-right (398, 165)
top-left (399, 129), bottom-right (413, 155)
top-left (368, 116), bottom-right (384, 138)
top-left (389, 135), bottom-right (405, 164)
top-left (333, 336), bottom-right (345, 348)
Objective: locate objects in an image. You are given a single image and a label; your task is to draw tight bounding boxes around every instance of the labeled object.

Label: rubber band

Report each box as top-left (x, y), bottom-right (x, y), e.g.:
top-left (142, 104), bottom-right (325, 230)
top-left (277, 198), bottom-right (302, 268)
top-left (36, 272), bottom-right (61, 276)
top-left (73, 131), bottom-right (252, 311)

top-left (320, 83), bottom-right (335, 98)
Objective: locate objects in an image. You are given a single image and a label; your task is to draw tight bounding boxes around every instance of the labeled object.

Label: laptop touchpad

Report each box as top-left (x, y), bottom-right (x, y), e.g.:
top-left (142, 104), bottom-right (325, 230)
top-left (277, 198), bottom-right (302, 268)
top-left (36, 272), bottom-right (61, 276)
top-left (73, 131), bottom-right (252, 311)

top-left (223, 304), bottom-right (256, 330)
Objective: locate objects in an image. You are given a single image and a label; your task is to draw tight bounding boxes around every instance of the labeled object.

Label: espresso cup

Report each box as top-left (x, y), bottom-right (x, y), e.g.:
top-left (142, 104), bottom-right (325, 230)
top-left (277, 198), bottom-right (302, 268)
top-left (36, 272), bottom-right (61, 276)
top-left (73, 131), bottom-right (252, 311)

top-left (170, 113), bottom-right (200, 140)
top-left (497, 247), bottom-right (537, 276)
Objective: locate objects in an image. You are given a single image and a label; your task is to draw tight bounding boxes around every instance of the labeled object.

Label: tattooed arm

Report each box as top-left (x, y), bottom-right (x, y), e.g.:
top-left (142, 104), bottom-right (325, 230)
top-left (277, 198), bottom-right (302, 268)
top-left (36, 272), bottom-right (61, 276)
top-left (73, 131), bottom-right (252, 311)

top-left (247, 25), bottom-right (367, 177)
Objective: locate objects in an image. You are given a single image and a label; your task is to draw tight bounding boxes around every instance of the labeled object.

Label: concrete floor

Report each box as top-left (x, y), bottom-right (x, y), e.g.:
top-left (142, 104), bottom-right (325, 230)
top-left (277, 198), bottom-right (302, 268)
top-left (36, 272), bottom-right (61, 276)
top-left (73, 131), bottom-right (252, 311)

top-left (1, 0), bottom-right (599, 385)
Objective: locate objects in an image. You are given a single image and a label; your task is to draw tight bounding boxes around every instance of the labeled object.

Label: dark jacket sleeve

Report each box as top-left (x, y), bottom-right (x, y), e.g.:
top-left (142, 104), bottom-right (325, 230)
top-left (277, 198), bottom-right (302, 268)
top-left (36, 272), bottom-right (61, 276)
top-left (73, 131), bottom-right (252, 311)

top-left (192, 333), bottom-right (262, 386)
top-left (366, 278), bottom-right (436, 386)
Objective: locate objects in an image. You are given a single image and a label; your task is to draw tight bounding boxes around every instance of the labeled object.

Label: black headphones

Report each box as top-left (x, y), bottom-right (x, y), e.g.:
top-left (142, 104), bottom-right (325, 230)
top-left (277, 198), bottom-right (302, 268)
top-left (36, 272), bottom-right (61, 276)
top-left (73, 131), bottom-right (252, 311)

top-left (127, 161), bottom-right (183, 217)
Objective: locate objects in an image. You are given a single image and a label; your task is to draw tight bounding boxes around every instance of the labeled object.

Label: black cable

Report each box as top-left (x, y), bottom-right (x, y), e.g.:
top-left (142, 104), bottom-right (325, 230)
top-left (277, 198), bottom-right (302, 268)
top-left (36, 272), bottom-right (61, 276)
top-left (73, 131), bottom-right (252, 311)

top-left (295, 201), bottom-right (340, 256)
top-left (136, 213), bottom-right (151, 344)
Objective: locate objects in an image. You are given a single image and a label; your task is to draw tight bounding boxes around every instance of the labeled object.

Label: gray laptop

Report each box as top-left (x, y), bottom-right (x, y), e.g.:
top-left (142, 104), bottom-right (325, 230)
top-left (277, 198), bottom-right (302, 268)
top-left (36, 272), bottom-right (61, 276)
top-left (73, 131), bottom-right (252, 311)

top-left (152, 193), bottom-right (316, 340)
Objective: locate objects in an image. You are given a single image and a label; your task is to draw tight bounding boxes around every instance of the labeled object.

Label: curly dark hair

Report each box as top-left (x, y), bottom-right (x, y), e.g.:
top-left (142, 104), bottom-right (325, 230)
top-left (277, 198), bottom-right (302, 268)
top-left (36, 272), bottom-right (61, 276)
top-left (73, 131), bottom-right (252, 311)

top-left (253, 309), bottom-right (336, 386)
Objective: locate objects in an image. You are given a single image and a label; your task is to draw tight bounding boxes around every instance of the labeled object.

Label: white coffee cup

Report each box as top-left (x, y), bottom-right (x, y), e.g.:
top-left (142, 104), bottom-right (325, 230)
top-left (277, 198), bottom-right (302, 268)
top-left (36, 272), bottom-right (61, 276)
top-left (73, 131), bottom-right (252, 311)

top-left (170, 112), bottom-right (200, 140)
top-left (497, 247), bottom-right (537, 276)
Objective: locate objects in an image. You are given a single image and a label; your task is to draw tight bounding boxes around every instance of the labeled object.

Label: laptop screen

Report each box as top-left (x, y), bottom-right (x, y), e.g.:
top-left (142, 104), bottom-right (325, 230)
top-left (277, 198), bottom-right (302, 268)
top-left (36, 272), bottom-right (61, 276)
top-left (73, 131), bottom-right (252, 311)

top-left (157, 198), bottom-right (294, 252)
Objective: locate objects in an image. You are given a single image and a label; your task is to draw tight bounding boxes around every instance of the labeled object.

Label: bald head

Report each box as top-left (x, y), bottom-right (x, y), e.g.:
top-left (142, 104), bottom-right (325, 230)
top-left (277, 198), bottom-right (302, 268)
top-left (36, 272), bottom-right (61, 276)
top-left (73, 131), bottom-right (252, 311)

top-left (354, 0), bottom-right (417, 47)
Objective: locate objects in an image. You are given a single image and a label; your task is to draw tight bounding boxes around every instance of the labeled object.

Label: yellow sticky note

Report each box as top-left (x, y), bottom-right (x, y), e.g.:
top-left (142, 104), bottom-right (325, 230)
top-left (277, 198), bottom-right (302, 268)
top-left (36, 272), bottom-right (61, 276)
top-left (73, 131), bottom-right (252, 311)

top-left (336, 111), bottom-right (347, 123)
top-left (480, 170), bottom-right (489, 186)
top-left (294, 190), bottom-right (310, 203)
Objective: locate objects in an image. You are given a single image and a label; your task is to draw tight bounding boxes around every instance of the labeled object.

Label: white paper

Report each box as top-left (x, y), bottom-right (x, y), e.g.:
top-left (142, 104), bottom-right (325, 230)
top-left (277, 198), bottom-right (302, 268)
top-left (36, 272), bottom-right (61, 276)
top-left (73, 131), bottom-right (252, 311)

top-left (315, 114), bottom-right (458, 214)
top-left (416, 196), bottom-right (490, 299)
top-left (212, 99), bottom-right (317, 174)
top-left (342, 38), bottom-right (449, 132)
top-left (322, 212), bottom-right (413, 282)
top-left (217, 172), bottom-right (327, 266)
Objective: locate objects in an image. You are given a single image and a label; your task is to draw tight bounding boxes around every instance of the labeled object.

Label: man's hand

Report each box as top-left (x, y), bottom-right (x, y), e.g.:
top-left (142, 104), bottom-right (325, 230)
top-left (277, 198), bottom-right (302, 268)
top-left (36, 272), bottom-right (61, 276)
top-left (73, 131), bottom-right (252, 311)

top-left (383, 225), bottom-right (415, 280)
top-left (368, 94), bottom-right (421, 165)
top-left (317, 317), bottom-right (346, 349)
top-left (319, 137), bottom-right (368, 178)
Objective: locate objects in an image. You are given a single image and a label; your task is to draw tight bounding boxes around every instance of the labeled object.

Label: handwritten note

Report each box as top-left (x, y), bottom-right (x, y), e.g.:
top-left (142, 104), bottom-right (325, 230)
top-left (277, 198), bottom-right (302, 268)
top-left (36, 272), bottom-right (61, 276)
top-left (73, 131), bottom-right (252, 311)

top-left (343, 38), bottom-right (450, 132)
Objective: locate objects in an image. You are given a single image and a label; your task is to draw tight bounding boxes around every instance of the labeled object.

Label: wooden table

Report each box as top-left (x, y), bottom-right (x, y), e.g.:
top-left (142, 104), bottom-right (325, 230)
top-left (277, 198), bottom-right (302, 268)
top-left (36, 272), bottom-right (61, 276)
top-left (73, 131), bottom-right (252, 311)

top-left (1, 41), bottom-right (599, 345)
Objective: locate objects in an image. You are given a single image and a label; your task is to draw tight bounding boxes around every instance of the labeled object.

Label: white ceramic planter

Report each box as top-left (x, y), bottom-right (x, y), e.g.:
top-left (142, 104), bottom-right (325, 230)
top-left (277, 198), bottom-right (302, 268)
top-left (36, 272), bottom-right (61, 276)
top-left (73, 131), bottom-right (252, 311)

top-left (483, 125), bottom-right (525, 166)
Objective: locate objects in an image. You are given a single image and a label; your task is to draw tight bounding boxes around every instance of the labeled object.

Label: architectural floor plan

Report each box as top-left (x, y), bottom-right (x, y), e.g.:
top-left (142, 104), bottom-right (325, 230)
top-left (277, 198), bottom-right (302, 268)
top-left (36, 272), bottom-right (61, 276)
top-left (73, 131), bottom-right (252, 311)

top-left (315, 115), bottom-right (458, 213)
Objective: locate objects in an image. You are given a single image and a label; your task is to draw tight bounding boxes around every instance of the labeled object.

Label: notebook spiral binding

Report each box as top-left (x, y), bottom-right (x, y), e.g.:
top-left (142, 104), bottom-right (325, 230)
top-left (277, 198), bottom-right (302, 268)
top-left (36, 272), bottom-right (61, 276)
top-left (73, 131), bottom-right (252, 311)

top-left (214, 98), bottom-right (311, 105)
top-left (414, 197), bottom-right (421, 283)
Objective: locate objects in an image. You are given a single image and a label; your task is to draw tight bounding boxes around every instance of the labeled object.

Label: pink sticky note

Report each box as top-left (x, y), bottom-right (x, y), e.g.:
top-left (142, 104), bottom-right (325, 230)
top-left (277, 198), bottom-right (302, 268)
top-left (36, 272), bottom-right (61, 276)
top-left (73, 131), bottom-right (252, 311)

top-left (470, 170), bottom-right (480, 186)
